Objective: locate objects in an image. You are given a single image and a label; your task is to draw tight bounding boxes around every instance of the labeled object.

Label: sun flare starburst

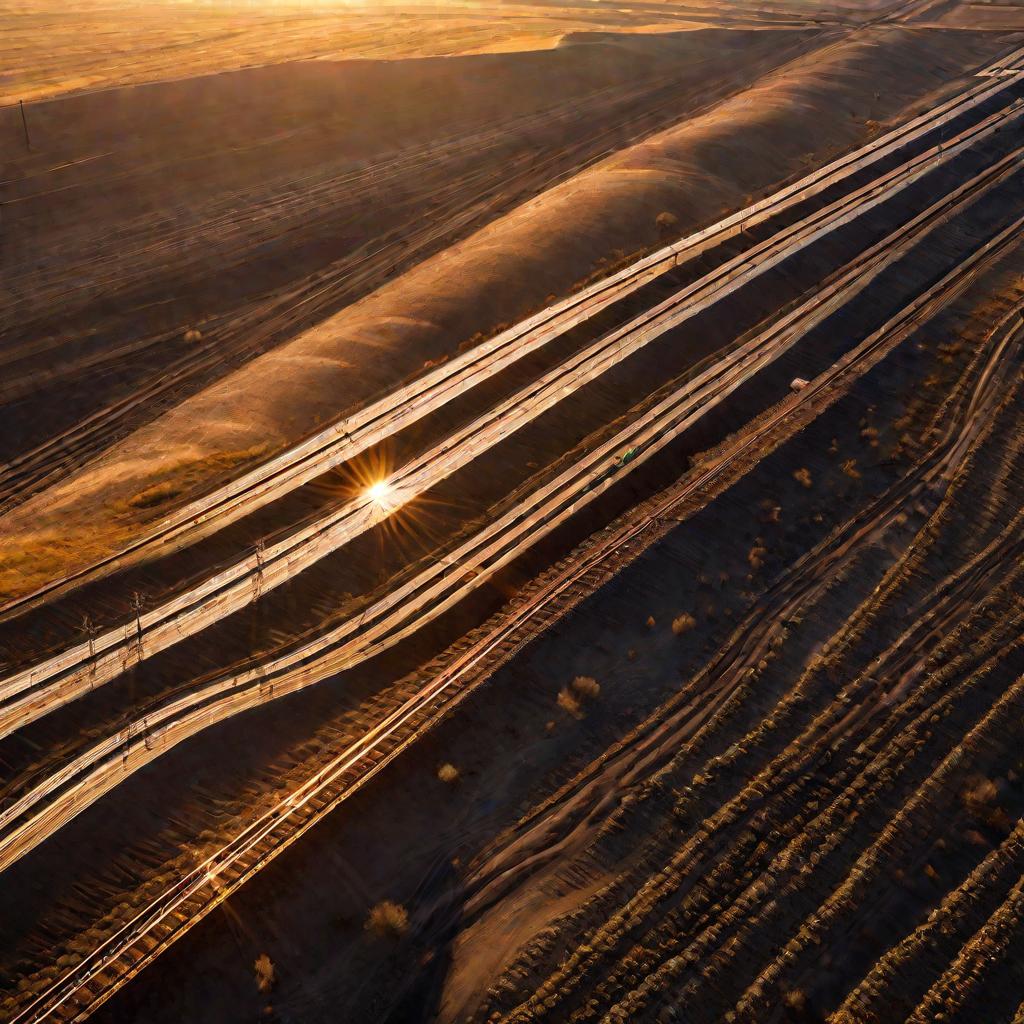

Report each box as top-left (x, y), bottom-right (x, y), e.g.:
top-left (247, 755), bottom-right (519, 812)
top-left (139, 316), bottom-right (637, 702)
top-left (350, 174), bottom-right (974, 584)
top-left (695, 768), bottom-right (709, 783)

top-left (367, 479), bottom-right (394, 509)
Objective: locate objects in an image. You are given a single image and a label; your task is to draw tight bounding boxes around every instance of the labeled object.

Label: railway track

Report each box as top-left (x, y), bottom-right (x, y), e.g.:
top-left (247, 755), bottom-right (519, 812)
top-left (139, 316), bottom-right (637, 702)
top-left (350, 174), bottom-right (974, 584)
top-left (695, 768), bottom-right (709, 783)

top-left (7, 153), bottom-right (1023, 1024)
top-left (2, 127), bottom-right (1021, 873)
top-left (5, 97), bottom-right (1021, 742)
top-left (4, 28), bottom-right (1024, 1024)
top-left (5, 46), bottom-right (1021, 624)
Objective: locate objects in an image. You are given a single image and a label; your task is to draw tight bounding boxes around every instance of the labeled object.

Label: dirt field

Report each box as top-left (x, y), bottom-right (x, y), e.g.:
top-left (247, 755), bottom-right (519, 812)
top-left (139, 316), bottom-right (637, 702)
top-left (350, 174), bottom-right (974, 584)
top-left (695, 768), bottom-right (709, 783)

top-left (2, 3), bottom-right (1023, 1023)
top-left (1, 22), bottom-right (832, 601)
top-left (0, 0), bottom-right (878, 104)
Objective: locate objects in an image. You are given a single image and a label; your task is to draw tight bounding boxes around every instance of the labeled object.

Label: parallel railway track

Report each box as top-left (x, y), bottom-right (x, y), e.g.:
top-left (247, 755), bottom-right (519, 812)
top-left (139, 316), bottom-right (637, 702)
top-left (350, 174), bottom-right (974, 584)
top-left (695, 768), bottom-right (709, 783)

top-left (5, 95), bottom-right (1021, 740)
top-left (4, 46), bottom-right (1021, 623)
top-left (4, 30), bottom-right (1024, 1024)
top-left (2, 128), bottom-right (1022, 874)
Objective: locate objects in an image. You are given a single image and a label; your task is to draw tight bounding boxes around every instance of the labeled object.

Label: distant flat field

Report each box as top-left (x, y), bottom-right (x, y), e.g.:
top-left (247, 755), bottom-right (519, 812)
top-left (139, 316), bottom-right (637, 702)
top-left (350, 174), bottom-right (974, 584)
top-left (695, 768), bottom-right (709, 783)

top-left (936, 0), bottom-right (1024, 28)
top-left (0, 0), bottom-right (872, 105)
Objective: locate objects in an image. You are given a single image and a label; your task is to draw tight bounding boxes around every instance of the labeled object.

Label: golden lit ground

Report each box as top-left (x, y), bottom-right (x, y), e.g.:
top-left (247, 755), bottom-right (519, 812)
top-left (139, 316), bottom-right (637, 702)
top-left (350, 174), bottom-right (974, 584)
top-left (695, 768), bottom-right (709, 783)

top-left (0, 0), bottom-right (871, 105)
top-left (937, 1), bottom-right (1024, 29)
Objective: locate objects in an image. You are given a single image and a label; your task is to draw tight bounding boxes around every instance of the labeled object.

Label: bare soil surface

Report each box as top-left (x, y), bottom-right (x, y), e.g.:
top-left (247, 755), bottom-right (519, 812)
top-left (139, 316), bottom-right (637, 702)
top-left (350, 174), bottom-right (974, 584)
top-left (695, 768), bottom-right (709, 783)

top-left (1, 0), bottom-right (855, 105)
top-left (0, 25), bottom-right (823, 599)
top-left (3, 7), bottom-right (1024, 1024)
top-left (1, 27), bottom-right (800, 473)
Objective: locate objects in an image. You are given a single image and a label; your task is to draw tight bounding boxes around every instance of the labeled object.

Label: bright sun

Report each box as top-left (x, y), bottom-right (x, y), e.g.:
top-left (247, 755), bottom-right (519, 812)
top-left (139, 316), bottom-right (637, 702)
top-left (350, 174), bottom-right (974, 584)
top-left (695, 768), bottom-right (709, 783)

top-left (367, 480), bottom-right (393, 506)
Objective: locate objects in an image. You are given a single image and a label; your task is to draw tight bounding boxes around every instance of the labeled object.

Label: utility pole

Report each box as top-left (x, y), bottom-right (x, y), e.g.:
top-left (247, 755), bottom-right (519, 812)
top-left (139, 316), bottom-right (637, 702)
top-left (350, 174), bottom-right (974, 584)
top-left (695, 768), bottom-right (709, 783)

top-left (19, 100), bottom-right (30, 151)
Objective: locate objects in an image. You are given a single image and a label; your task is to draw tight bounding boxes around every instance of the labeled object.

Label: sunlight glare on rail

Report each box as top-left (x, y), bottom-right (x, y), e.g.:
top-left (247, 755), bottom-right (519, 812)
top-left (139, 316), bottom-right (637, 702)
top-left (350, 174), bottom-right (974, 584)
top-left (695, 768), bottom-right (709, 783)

top-left (367, 479), bottom-right (396, 511)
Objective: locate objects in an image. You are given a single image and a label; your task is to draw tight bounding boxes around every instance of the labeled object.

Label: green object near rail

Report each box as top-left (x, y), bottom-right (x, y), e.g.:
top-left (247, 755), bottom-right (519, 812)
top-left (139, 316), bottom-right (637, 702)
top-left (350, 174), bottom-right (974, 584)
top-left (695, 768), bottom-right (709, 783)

top-left (614, 446), bottom-right (637, 467)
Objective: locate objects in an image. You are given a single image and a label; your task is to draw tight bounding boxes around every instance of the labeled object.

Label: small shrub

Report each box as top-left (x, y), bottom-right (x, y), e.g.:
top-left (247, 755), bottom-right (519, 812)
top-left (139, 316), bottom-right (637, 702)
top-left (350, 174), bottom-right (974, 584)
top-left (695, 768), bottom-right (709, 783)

top-left (183, 327), bottom-right (203, 343)
top-left (557, 688), bottom-right (583, 718)
top-left (437, 763), bottom-right (459, 784)
top-left (793, 467), bottom-right (812, 488)
top-left (646, 615), bottom-right (656, 629)
top-left (253, 953), bottom-right (276, 994)
top-left (656, 210), bottom-right (679, 234)
top-left (365, 901), bottom-right (409, 938)
top-left (571, 675), bottom-right (601, 699)
top-left (671, 613), bottom-right (697, 636)
top-left (783, 987), bottom-right (807, 1012)
top-left (748, 541), bottom-right (768, 572)
top-left (962, 775), bottom-right (998, 814)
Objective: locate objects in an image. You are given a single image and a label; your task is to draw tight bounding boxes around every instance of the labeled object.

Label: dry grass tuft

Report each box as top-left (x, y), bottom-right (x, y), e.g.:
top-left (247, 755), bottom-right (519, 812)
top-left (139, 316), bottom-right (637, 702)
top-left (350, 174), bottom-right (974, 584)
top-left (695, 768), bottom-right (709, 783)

top-left (571, 675), bottom-right (601, 699)
top-left (671, 613), bottom-right (697, 636)
top-left (558, 676), bottom-right (601, 718)
top-left (783, 987), bottom-right (807, 1011)
top-left (365, 900), bottom-right (409, 939)
top-left (655, 210), bottom-right (679, 234)
top-left (253, 953), bottom-right (276, 994)
top-left (437, 763), bottom-right (459, 784)
top-left (793, 467), bottom-right (813, 488)
top-left (557, 688), bottom-right (583, 718)
top-left (748, 540), bottom-right (768, 572)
